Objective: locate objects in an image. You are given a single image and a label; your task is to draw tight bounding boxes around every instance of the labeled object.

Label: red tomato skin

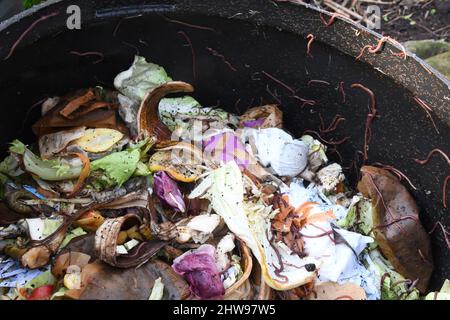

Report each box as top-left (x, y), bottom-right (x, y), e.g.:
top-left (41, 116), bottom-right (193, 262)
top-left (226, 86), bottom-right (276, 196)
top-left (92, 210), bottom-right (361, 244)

top-left (27, 285), bottom-right (54, 300)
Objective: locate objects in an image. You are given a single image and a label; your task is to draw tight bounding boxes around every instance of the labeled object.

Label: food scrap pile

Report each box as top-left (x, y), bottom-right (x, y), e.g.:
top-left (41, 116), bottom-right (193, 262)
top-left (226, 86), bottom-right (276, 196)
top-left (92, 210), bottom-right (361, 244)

top-left (0, 56), bottom-right (447, 300)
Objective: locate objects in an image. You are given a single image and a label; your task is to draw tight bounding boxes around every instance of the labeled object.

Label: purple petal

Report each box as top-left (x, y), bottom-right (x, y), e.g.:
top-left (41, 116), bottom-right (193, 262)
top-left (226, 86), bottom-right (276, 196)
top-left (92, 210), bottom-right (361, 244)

top-left (242, 118), bottom-right (266, 128)
top-left (172, 245), bottom-right (225, 299)
top-left (203, 132), bottom-right (250, 169)
top-left (153, 171), bottom-right (186, 212)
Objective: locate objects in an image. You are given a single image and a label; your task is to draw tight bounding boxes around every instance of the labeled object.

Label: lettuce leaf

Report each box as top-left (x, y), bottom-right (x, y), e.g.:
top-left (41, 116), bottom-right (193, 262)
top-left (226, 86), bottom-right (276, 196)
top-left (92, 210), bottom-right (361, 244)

top-left (23, 270), bottom-right (56, 290)
top-left (425, 279), bottom-right (450, 300)
top-left (114, 56), bottom-right (172, 101)
top-left (9, 140), bottom-right (26, 155)
top-left (91, 149), bottom-right (140, 187)
top-left (60, 227), bottom-right (87, 249)
top-left (0, 172), bottom-right (7, 199)
top-left (23, 149), bottom-right (82, 181)
top-left (367, 249), bottom-right (419, 300)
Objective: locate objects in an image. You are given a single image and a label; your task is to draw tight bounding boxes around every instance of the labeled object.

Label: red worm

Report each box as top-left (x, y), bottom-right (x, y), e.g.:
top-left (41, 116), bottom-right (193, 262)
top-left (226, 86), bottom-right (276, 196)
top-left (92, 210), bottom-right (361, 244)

top-left (261, 71), bottom-right (296, 95)
top-left (355, 45), bottom-right (372, 61)
top-left (329, 146), bottom-right (343, 164)
top-left (161, 15), bottom-right (216, 32)
top-left (70, 51), bottom-right (104, 64)
top-left (372, 162), bottom-right (418, 190)
top-left (364, 172), bottom-right (407, 233)
top-left (206, 47), bottom-right (237, 72)
top-left (371, 215), bottom-right (419, 232)
top-left (178, 31), bottom-right (197, 79)
top-left (356, 36), bottom-right (407, 61)
top-left (429, 221), bottom-right (450, 251)
top-left (4, 11), bottom-right (60, 60)
top-left (414, 149), bottom-right (450, 166)
top-left (338, 81), bottom-right (346, 103)
top-left (443, 175), bottom-right (449, 209)
top-left (306, 34), bottom-right (315, 58)
top-left (303, 130), bottom-right (349, 146)
top-left (261, 71), bottom-right (313, 105)
top-left (413, 96), bottom-right (439, 134)
top-left (308, 80), bottom-right (330, 87)
top-left (319, 114), bottom-right (346, 134)
top-left (319, 13), bottom-right (347, 27)
top-left (351, 83), bottom-right (377, 161)
top-left (266, 85), bottom-right (282, 104)
top-left (291, 96), bottom-right (316, 108)
top-left (334, 295), bottom-right (354, 300)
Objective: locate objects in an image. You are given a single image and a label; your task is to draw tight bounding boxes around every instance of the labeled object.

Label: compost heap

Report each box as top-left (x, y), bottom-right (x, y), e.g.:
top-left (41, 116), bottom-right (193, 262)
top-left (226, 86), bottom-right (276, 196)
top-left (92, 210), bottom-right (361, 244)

top-left (0, 56), bottom-right (447, 300)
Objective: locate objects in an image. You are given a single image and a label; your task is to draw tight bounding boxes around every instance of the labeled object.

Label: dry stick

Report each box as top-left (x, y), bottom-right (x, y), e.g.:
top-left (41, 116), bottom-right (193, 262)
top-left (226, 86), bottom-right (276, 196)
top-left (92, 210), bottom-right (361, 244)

top-left (413, 96), bottom-right (440, 134)
top-left (206, 47), bottom-right (237, 72)
top-left (306, 34), bottom-right (315, 58)
top-left (177, 31), bottom-right (196, 79)
top-left (3, 11), bottom-right (59, 61)
top-left (350, 83), bottom-right (377, 161)
top-left (414, 149), bottom-right (450, 166)
top-left (70, 51), bottom-right (104, 64)
top-left (429, 221), bottom-right (450, 250)
top-left (161, 15), bottom-right (216, 32)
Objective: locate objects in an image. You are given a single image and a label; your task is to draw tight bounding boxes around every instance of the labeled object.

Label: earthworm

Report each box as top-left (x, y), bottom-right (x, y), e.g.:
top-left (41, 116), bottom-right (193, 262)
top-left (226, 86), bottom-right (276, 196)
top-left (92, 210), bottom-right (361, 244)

top-left (178, 31), bottom-right (197, 79)
top-left (4, 11), bottom-right (60, 60)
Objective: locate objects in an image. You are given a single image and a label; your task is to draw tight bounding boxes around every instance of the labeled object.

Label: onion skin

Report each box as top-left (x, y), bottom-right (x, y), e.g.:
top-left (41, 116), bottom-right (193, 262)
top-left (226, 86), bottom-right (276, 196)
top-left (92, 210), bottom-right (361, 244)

top-left (358, 166), bottom-right (433, 293)
top-left (67, 152), bottom-right (91, 198)
top-left (94, 213), bottom-right (166, 268)
top-left (21, 246), bottom-right (51, 269)
top-left (137, 81), bottom-right (194, 141)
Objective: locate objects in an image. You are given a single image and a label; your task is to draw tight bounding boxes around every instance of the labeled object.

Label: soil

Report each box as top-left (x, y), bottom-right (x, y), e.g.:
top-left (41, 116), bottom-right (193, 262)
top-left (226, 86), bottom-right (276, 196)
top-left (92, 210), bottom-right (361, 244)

top-left (381, 0), bottom-right (450, 42)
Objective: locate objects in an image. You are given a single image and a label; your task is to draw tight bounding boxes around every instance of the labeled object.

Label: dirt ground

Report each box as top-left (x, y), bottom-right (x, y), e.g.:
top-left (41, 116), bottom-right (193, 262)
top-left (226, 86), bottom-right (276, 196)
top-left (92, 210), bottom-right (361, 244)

top-left (300, 0), bottom-right (450, 42)
top-left (381, 0), bottom-right (450, 42)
